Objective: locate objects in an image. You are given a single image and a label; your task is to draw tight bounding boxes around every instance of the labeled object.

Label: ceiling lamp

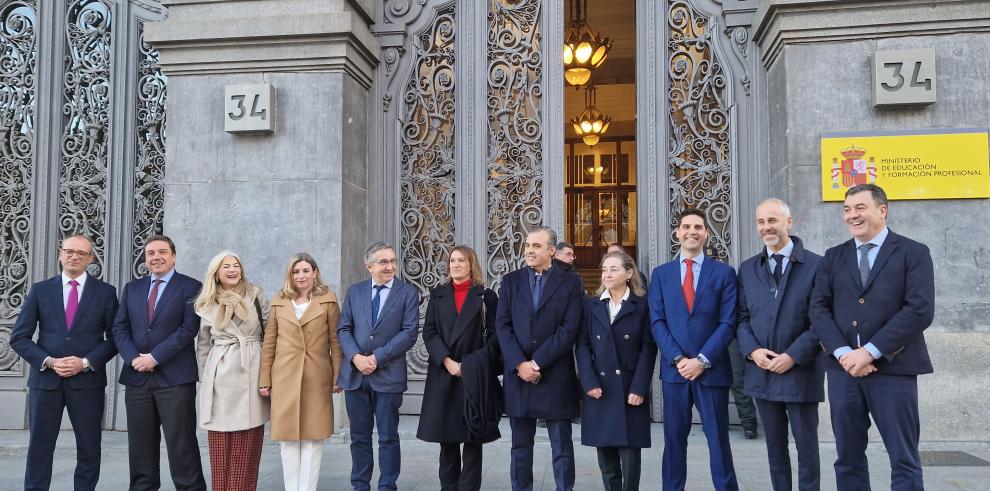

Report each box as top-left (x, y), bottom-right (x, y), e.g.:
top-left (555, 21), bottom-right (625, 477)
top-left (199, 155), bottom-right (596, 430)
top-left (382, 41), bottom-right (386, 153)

top-left (563, 0), bottom-right (612, 87)
top-left (569, 85), bottom-right (612, 147)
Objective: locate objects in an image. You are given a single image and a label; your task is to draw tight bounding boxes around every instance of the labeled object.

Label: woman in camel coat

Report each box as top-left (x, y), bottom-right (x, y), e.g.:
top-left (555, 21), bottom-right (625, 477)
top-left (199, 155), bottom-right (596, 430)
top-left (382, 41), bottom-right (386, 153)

top-left (259, 253), bottom-right (343, 491)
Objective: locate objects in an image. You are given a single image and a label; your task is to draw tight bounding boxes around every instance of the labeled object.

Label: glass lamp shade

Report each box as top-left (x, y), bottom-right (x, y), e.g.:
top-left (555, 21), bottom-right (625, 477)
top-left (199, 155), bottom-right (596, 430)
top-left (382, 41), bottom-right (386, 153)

top-left (562, 19), bottom-right (612, 87)
top-left (582, 134), bottom-right (601, 146)
top-left (565, 68), bottom-right (592, 86)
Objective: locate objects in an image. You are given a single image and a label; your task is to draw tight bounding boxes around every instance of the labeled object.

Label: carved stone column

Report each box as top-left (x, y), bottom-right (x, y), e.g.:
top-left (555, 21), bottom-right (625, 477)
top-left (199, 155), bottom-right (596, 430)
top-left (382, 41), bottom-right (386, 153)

top-left (144, 0), bottom-right (379, 430)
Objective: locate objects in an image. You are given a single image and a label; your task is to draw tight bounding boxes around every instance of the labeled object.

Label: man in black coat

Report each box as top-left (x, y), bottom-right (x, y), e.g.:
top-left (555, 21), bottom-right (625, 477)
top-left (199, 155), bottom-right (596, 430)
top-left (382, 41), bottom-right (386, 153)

top-left (811, 184), bottom-right (935, 490)
top-left (737, 199), bottom-right (824, 491)
top-left (11, 235), bottom-right (118, 491)
top-left (497, 227), bottom-right (584, 491)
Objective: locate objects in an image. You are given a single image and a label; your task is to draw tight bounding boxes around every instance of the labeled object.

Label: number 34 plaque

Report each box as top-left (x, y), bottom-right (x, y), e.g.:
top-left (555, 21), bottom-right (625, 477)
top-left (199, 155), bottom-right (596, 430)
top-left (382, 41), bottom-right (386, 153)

top-left (224, 84), bottom-right (276, 133)
top-left (872, 48), bottom-right (936, 108)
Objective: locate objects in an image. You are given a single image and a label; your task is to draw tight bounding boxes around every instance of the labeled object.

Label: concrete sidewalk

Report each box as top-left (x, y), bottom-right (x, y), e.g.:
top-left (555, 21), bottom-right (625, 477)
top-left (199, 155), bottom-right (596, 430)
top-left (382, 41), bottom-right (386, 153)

top-left (0, 417), bottom-right (987, 490)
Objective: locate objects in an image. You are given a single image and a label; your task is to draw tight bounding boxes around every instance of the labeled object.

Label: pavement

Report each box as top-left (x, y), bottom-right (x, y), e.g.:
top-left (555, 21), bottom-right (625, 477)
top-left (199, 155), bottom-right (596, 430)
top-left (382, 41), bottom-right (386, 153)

top-left (0, 417), bottom-right (988, 490)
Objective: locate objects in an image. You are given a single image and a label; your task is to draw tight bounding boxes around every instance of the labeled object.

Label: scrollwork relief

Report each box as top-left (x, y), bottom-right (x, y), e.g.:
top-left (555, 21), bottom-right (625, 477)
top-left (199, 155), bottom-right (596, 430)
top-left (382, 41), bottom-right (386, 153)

top-left (486, 0), bottom-right (543, 292)
top-left (667, 0), bottom-right (732, 261)
top-left (725, 25), bottom-right (750, 95)
top-left (0, 0), bottom-right (36, 326)
top-left (399, 5), bottom-right (456, 374)
top-left (132, 24), bottom-right (165, 278)
top-left (59, 0), bottom-right (112, 278)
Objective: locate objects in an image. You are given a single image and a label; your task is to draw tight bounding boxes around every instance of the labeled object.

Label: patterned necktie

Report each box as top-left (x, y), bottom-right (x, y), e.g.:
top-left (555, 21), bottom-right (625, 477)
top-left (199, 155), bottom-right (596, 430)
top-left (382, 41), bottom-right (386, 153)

top-left (532, 273), bottom-right (543, 309)
top-left (371, 284), bottom-right (386, 323)
top-left (147, 279), bottom-right (162, 322)
top-left (858, 243), bottom-right (876, 286)
top-left (683, 259), bottom-right (695, 312)
top-left (771, 253), bottom-right (785, 286)
top-left (66, 280), bottom-right (79, 330)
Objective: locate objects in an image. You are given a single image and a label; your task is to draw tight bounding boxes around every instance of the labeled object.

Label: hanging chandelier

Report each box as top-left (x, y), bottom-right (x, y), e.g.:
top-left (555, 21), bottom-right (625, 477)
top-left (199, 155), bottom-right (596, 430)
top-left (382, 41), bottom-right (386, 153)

top-left (563, 0), bottom-right (612, 87)
top-left (569, 85), bottom-right (612, 147)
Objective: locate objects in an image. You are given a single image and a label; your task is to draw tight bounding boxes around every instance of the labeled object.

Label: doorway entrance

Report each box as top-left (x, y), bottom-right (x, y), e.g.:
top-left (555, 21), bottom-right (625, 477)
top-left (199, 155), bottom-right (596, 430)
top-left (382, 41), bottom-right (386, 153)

top-left (562, 0), bottom-right (636, 292)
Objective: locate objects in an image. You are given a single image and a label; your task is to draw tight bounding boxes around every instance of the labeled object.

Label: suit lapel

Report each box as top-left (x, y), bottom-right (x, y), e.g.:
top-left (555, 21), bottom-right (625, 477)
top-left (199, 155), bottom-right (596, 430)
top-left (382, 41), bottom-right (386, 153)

top-left (611, 294), bottom-right (639, 325)
top-left (665, 262), bottom-right (690, 316)
top-left (591, 300), bottom-right (621, 363)
top-left (842, 240), bottom-right (864, 289)
top-left (592, 297), bottom-right (613, 327)
top-left (690, 257), bottom-right (714, 314)
top-left (72, 278), bottom-right (97, 329)
top-left (297, 298), bottom-right (324, 327)
top-left (864, 233), bottom-right (899, 291)
top-left (373, 281), bottom-right (401, 330)
top-left (47, 277), bottom-right (69, 332)
top-left (449, 285), bottom-right (482, 346)
top-left (273, 298), bottom-right (301, 327)
top-left (536, 267), bottom-right (564, 312)
top-left (149, 274), bottom-right (181, 326)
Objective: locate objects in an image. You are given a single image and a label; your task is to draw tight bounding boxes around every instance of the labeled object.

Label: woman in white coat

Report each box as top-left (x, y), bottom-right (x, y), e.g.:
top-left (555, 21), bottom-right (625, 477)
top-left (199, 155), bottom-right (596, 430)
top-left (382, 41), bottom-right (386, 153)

top-left (194, 251), bottom-right (269, 491)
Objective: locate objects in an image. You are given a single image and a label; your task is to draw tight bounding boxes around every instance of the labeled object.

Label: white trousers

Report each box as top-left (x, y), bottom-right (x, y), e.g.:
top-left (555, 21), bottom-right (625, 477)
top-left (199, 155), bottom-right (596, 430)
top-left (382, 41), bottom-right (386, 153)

top-left (279, 439), bottom-right (324, 491)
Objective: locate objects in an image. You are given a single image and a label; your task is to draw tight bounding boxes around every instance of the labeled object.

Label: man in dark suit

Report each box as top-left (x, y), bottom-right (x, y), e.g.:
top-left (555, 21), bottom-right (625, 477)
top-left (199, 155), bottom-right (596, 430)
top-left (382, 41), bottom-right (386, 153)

top-left (113, 235), bottom-right (206, 491)
top-left (649, 208), bottom-right (738, 491)
top-left (11, 235), bottom-right (118, 491)
top-left (496, 226), bottom-right (584, 491)
top-left (337, 242), bottom-right (420, 491)
top-left (737, 199), bottom-right (824, 491)
top-left (811, 184), bottom-right (934, 491)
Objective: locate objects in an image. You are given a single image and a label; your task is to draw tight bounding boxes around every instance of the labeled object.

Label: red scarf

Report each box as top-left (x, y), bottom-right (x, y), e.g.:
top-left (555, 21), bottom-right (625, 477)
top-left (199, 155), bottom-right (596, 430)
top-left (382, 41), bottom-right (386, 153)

top-left (453, 279), bottom-right (472, 313)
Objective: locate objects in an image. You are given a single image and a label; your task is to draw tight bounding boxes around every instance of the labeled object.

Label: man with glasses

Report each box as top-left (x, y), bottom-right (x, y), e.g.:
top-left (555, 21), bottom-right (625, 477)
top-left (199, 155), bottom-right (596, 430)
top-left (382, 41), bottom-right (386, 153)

top-left (11, 235), bottom-right (119, 491)
top-left (338, 242), bottom-right (420, 491)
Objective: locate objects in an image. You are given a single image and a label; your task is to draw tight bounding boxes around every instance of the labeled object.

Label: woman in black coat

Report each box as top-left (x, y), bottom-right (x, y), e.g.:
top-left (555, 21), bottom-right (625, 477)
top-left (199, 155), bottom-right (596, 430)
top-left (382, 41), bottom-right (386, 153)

top-left (416, 245), bottom-right (499, 491)
top-left (576, 251), bottom-right (658, 491)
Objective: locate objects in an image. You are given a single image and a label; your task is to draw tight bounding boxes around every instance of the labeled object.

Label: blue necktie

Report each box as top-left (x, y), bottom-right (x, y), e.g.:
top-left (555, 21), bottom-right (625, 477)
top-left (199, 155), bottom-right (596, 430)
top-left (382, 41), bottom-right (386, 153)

top-left (371, 284), bottom-right (386, 323)
top-left (858, 243), bottom-right (876, 286)
top-left (532, 274), bottom-right (543, 309)
top-left (771, 253), bottom-right (785, 286)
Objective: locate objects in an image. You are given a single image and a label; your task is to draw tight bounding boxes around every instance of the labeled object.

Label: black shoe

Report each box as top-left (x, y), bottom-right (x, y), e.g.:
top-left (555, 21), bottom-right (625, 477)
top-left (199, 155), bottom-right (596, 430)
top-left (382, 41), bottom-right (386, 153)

top-left (744, 428), bottom-right (758, 439)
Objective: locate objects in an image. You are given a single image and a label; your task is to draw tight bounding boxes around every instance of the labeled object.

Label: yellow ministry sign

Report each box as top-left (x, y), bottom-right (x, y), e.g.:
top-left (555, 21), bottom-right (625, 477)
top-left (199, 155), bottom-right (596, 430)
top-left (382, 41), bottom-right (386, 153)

top-left (820, 128), bottom-right (990, 201)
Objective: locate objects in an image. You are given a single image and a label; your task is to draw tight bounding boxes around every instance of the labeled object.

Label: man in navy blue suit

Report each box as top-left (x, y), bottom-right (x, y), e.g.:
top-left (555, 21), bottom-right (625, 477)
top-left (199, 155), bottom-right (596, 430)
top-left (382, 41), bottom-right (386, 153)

top-left (113, 235), bottom-right (206, 491)
top-left (337, 242), bottom-right (420, 491)
top-left (737, 199), bottom-right (824, 491)
top-left (811, 184), bottom-right (934, 491)
top-left (11, 234), bottom-right (118, 491)
top-left (649, 208), bottom-right (738, 491)
top-left (496, 226), bottom-right (584, 491)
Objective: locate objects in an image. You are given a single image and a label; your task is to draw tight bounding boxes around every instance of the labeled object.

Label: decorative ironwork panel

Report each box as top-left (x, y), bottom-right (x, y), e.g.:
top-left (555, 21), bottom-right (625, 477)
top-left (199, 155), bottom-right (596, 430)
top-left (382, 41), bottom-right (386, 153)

top-left (0, 0), bottom-right (36, 376)
top-left (667, 0), bottom-right (731, 261)
top-left (132, 24), bottom-right (165, 278)
top-left (399, 5), bottom-right (456, 375)
top-left (486, 0), bottom-right (543, 291)
top-left (58, 0), bottom-right (112, 279)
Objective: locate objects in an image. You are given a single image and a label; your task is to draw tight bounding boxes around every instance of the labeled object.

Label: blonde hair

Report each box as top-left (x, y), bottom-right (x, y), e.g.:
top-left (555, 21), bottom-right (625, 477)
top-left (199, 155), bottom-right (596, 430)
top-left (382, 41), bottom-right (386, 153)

top-left (195, 250), bottom-right (252, 312)
top-left (447, 245), bottom-right (486, 286)
top-left (596, 251), bottom-right (646, 297)
top-left (279, 253), bottom-right (329, 300)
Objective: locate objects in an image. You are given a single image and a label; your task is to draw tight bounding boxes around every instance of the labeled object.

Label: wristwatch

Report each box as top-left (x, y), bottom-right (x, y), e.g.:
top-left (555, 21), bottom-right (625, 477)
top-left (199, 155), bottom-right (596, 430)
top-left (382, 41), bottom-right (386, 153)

top-left (671, 355), bottom-right (685, 366)
top-left (82, 358), bottom-right (91, 372)
top-left (699, 357), bottom-right (712, 370)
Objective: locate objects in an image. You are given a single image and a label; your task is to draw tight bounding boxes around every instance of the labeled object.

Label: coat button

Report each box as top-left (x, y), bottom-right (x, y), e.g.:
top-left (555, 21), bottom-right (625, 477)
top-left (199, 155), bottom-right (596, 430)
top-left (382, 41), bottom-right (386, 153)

top-left (615, 369), bottom-right (621, 375)
top-left (852, 320), bottom-right (858, 327)
top-left (858, 298), bottom-right (865, 304)
top-left (596, 335), bottom-right (601, 340)
top-left (600, 371), bottom-right (606, 376)
top-left (531, 339), bottom-right (537, 345)
top-left (369, 335), bottom-right (375, 340)
top-left (624, 334), bottom-right (630, 340)
top-left (65, 337), bottom-right (70, 341)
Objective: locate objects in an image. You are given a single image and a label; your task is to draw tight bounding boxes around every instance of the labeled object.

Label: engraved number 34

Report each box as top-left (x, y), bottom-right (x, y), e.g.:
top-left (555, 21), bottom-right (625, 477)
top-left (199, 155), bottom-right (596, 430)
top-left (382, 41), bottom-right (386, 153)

top-left (228, 94), bottom-right (267, 120)
top-left (881, 61), bottom-right (932, 92)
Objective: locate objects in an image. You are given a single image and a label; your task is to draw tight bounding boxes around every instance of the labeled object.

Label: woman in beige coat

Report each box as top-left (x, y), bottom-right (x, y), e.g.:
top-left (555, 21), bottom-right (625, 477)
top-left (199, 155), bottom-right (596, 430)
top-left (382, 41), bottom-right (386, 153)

top-left (259, 252), bottom-right (343, 491)
top-left (194, 250), bottom-right (270, 491)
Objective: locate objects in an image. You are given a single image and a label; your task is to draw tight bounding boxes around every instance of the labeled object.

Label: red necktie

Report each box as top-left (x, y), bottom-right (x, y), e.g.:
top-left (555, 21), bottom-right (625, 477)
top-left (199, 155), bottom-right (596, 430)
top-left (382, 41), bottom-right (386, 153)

top-left (683, 258), bottom-right (695, 312)
top-left (147, 279), bottom-right (162, 321)
top-left (66, 280), bottom-right (79, 330)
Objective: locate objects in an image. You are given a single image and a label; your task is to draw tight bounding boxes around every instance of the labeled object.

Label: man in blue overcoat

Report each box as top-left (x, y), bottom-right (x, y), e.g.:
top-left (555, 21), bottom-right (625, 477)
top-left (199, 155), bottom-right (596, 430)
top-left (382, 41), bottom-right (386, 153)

top-left (496, 226), bottom-right (584, 491)
top-left (810, 184), bottom-right (934, 491)
top-left (737, 199), bottom-right (824, 491)
top-left (649, 208), bottom-right (738, 491)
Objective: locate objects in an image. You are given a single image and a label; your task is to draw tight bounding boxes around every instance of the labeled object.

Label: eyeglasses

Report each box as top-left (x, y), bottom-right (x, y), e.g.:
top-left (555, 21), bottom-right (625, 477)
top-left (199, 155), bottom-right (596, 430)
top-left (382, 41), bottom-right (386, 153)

top-left (374, 258), bottom-right (398, 266)
top-left (60, 249), bottom-right (92, 258)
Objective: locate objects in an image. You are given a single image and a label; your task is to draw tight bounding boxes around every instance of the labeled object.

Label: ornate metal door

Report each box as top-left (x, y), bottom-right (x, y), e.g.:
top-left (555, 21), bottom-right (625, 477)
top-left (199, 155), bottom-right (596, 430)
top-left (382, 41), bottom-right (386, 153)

top-left (0, 0), bottom-right (168, 430)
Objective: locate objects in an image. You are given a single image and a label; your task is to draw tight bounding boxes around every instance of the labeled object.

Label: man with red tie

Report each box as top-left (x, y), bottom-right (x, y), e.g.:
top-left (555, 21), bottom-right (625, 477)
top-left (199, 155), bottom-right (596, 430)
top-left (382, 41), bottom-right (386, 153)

top-left (113, 235), bottom-right (206, 490)
top-left (11, 235), bottom-right (119, 491)
top-left (649, 208), bottom-right (739, 490)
